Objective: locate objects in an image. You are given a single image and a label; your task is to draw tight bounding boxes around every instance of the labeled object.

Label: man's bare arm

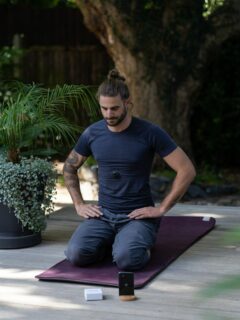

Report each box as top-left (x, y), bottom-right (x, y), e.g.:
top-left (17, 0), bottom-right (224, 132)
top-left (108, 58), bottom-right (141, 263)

top-left (157, 147), bottom-right (196, 214)
top-left (63, 150), bottom-right (86, 205)
top-left (63, 150), bottom-right (102, 219)
top-left (128, 147), bottom-right (196, 219)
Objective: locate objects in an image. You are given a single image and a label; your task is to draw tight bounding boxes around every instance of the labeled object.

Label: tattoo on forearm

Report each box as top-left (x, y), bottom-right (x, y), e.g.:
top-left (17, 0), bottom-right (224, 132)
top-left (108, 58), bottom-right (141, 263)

top-left (66, 180), bottom-right (80, 189)
top-left (63, 150), bottom-right (86, 204)
top-left (63, 151), bottom-right (85, 175)
top-left (66, 151), bottom-right (82, 166)
top-left (63, 163), bottom-right (77, 174)
top-left (67, 151), bottom-right (78, 164)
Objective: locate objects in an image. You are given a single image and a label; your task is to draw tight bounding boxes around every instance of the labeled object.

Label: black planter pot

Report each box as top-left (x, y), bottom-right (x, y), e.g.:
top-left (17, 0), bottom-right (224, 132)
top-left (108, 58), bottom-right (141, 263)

top-left (0, 202), bottom-right (41, 249)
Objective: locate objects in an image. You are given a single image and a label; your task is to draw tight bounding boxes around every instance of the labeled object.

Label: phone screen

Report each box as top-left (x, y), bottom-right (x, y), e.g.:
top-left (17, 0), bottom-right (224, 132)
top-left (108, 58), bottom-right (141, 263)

top-left (118, 272), bottom-right (134, 296)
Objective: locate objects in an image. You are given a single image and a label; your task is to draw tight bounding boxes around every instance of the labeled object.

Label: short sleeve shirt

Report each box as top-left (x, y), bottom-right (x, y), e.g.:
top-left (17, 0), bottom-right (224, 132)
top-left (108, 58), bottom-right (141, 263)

top-left (74, 117), bottom-right (177, 213)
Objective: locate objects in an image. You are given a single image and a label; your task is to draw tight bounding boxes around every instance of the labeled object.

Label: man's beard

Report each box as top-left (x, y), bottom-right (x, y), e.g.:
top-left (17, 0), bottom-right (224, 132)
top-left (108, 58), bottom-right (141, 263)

top-left (104, 107), bottom-right (127, 127)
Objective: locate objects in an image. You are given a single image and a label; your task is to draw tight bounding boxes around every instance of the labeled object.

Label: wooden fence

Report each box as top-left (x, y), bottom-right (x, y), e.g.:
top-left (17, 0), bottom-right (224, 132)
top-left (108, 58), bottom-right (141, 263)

top-left (21, 45), bottom-right (113, 86)
top-left (0, 4), bottom-right (113, 86)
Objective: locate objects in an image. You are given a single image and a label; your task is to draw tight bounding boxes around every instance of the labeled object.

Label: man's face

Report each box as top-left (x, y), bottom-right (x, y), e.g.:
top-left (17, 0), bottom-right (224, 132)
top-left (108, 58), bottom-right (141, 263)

top-left (99, 95), bottom-right (128, 127)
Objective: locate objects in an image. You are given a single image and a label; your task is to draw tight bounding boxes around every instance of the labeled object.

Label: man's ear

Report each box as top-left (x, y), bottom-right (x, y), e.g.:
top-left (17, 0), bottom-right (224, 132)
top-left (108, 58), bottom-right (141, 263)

top-left (125, 98), bottom-right (133, 111)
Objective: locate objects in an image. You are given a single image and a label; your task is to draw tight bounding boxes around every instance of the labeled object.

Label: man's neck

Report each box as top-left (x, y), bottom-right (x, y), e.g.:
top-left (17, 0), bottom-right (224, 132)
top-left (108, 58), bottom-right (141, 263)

top-left (107, 115), bottom-right (132, 132)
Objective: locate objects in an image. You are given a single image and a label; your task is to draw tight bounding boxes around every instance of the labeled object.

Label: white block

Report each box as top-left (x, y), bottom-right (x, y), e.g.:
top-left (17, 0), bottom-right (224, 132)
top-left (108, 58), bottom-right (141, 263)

top-left (202, 216), bottom-right (211, 221)
top-left (84, 288), bottom-right (103, 301)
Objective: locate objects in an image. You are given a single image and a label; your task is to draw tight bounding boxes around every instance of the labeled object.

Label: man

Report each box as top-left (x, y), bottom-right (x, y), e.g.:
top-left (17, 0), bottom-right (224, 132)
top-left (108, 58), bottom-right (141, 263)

top-left (63, 69), bottom-right (196, 271)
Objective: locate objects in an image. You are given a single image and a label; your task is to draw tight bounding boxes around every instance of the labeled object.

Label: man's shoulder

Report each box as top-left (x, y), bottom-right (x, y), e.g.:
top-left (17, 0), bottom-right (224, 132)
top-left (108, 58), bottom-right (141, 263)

top-left (83, 119), bottom-right (105, 134)
top-left (133, 117), bottom-right (161, 132)
top-left (88, 119), bottom-right (105, 129)
top-left (133, 117), bottom-right (176, 145)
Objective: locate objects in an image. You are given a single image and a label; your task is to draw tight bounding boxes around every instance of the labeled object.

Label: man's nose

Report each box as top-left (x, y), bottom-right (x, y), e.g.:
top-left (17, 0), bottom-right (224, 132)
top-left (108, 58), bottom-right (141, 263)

top-left (106, 109), bottom-right (113, 117)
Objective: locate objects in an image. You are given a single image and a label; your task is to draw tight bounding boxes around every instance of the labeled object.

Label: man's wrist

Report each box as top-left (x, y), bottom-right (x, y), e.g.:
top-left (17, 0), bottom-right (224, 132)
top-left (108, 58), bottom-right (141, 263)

top-left (158, 206), bottom-right (167, 216)
top-left (75, 201), bottom-right (85, 207)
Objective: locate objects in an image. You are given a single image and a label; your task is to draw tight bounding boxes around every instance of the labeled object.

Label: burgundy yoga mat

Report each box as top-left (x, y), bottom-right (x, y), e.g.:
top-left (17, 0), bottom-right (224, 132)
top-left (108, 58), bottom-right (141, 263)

top-left (36, 216), bottom-right (216, 288)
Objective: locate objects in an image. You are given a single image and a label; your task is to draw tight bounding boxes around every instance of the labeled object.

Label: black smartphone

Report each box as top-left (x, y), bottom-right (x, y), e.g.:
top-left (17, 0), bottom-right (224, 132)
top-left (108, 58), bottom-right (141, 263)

top-left (118, 272), bottom-right (134, 296)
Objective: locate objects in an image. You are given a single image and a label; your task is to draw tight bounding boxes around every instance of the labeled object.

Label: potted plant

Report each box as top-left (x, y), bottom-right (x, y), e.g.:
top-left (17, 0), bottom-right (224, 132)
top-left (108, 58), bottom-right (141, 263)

top-left (0, 81), bottom-right (97, 248)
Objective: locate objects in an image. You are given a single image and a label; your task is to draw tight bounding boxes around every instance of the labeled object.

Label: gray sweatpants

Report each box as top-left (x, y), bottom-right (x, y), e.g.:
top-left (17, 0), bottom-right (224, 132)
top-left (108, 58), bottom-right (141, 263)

top-left (65, 207), bottom-right (161, 271)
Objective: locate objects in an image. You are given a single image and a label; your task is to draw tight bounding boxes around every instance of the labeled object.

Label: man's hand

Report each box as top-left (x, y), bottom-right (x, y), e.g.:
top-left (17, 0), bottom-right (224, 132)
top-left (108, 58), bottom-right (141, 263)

top-left (75, 204), bottom-right (103, 219)
top-left (128, 206), bottom-right (164, 220)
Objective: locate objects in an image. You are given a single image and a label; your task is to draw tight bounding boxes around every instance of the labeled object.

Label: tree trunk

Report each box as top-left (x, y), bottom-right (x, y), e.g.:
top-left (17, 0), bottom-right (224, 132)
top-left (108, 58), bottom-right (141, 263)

top-left (76, 0), bottom-right (240, 155)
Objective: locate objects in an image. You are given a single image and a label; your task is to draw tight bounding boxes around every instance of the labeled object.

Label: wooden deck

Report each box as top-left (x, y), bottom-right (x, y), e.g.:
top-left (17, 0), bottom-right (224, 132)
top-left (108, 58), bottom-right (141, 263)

top-left (1, 192), bottom-right (240, 320)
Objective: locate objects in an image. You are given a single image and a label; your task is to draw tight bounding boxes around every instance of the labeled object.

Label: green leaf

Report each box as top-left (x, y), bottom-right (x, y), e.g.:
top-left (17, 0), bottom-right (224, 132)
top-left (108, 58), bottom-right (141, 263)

top-left (0, 81), bottom-right (98, 161)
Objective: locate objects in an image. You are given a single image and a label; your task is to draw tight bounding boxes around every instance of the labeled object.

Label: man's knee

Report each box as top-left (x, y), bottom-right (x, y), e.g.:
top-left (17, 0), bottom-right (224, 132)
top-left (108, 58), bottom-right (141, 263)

top-left (113, 247), bottom-right (150, 271)
top-left (65, 243), bottom-right (100, 267)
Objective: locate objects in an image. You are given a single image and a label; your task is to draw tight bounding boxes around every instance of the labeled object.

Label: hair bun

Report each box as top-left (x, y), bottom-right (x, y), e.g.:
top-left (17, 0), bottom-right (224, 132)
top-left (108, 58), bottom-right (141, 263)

top-left (107, 69), bottom-right (125, 81)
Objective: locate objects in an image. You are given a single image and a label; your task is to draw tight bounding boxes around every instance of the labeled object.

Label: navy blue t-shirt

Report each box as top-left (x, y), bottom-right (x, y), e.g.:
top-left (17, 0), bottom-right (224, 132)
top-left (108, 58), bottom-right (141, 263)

top-left (74, 117), bottom-right (177, 214)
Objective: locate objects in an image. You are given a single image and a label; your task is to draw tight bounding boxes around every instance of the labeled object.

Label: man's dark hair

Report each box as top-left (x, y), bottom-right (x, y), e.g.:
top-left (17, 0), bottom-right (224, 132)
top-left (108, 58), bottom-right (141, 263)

top-left (97, 69), bottom-right (130, 100)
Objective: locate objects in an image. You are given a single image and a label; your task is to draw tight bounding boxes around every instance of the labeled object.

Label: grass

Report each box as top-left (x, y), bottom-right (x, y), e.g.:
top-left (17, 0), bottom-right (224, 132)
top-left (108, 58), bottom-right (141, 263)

top-left (194, 168), bottom-right (223, 185)
top-left (154, 164), bottom-right (240, 188)
top-left (57, 174), bottom-right (65, 187)
top-left (154, 166), bottom-right (223, 185)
